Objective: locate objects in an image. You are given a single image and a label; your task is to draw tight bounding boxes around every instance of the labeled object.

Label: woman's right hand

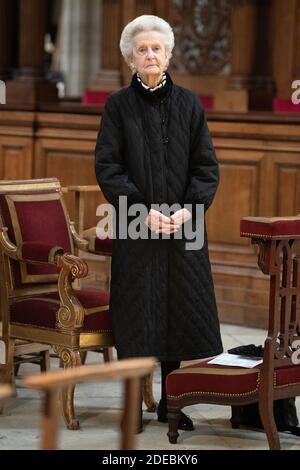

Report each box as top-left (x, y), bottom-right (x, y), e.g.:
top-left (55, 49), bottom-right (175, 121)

top-left (145, 209), bottom-right (180, 234)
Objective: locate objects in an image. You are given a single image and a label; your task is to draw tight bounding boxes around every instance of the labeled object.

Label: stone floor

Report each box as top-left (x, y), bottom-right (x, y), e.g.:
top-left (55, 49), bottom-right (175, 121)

top-left (1, 323), bottom-right (300, 450)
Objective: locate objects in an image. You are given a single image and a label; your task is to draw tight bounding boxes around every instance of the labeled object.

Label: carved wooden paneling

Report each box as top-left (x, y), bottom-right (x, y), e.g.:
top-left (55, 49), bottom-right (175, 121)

top-left (0, 137), bottom-right (33, 180)
top-left (207, 116), bottom-right (300, 328)
top-left (0, 110), bottom-right (34, 180)
top-left (276, 155), bottom-right (300, 216)
top-left (207, 153), bottom-right (260, 246)
top-left (170, 0), bottom-right (232, 74)
top-left (34, 137), bottom-right (101, 228)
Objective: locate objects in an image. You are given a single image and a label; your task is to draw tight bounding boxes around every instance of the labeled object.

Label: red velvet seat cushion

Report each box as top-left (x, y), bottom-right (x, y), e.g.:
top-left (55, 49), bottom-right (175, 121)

top-left (11, 298), bottom-right (59, 329)
top-left (166, 360), bottom-right (260, 398)
top-left (240, 216), bottom-right (300, 239)
top-left (71, 289), bottom-right (109, 310)
top-left (166, 360), bottom-right (300, 399)
top-left (10, 288), bottom-right (111, 332)
top-left (274, 365), bottom-right (300, 387)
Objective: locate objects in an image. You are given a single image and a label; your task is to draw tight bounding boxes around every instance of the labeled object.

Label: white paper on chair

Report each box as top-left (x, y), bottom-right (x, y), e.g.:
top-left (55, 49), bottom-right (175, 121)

top-left (208, 353), bottom-right (263, 368)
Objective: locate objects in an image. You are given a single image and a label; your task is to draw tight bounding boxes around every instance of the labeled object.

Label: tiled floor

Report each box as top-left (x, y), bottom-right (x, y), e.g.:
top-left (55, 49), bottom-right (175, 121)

top-left (1, 324), bottom-right (300, 450)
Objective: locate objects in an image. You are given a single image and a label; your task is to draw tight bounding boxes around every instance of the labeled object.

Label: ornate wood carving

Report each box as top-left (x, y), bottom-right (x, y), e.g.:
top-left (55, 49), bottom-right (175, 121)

top-left (56, 253), bottom-right (88, 330)
top-left (253, 238), bottom-right (300, 366)
top-left (170, 0), bottom-right (232, 74)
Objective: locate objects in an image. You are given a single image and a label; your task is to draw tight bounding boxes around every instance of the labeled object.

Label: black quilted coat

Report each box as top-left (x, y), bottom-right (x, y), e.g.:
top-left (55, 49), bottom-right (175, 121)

top-left (95, 72), bottom-right (223, 361)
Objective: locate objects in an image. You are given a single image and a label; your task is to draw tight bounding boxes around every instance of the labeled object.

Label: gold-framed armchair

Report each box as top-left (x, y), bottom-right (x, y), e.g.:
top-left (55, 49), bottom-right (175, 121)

top-left (0, 178), bottom-right (114, 429)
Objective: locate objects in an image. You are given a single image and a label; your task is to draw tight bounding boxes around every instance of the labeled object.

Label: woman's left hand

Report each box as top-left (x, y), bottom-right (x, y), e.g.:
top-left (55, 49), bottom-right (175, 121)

top-left (170, 208), bottom-right (192, 226)
top-left (155, 208), bottom-right (192, 233)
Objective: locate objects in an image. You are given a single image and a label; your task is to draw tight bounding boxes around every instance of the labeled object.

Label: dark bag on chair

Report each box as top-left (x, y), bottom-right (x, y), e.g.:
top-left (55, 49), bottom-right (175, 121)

top-left (232, 398), bottom-right (300, 435)
top-left (229, 345), bottom-right (300, 436)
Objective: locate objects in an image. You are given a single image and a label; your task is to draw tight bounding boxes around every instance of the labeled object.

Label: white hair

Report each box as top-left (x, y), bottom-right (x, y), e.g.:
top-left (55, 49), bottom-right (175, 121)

top-left (119, 15), bottom-right (175, 67)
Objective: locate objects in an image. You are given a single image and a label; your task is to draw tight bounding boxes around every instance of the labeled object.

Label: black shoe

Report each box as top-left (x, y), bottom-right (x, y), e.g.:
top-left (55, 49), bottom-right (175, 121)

top-left (157, 405), bottom-right (194, 431)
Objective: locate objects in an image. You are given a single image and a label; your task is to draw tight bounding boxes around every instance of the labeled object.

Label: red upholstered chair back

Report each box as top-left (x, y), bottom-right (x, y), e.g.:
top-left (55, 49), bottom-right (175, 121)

top-left (0, 178), bottom-right (73, 292)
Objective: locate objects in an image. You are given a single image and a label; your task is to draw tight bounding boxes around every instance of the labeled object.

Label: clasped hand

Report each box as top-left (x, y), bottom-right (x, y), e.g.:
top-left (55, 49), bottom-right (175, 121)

top-left (145, 208), bottom-right (192, 234)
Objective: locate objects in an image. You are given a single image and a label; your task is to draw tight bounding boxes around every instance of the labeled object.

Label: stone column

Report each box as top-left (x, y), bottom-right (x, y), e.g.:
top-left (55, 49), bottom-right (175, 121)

top-left (56, 0), bottom-right (101, 96)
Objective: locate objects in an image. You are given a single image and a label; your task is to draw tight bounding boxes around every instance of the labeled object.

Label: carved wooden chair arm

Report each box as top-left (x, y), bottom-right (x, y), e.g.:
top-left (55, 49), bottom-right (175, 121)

top-left (0, 225), bottom-right (88, 331)
top-left (0, 227), bottom-right (64, 265)
top-left (56, 252), bottom-right (88, 280)
top-left (69, 221), bottom-right (112, 257)
top-left (55, 253), bottom-right (88, 330)
top-left (69, 221), bottom-right (89, 251)
top-left (0, 227), bottom-right (19, 260)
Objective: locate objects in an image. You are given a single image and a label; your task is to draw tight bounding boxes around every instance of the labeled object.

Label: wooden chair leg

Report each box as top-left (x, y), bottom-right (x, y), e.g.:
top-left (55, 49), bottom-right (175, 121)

top-left (259, 399), bottom-right (281, 450)
top-left (41, 390), bottom-right (60, 450)
top-left (40, 350), bottom-right (50, 372)
top-left (0, 339), bottom-right (15, 413)
top-left (79, 348), bottom-right (113, 367)
top-left (121, 377), bottom-right (140, 450)
top-left (80, 351), bottom-right (88, 365)
top-left (103, 347), bottom-right (113, 362)
top-left (142, 372), bottom-right (157, 412)
top-left (57, 348), bottom-right (81, 430)
top-left (167, 409), bottom-right (181, 444)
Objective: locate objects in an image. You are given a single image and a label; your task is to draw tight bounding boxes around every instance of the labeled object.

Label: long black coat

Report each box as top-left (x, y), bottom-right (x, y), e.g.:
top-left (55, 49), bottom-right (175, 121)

top-left (95, 72), bottom-right (223, 361)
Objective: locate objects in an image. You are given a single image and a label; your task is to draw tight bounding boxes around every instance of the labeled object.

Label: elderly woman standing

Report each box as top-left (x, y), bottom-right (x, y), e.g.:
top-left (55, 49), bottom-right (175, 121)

top-left (95, 15), bottom-right (223, 432)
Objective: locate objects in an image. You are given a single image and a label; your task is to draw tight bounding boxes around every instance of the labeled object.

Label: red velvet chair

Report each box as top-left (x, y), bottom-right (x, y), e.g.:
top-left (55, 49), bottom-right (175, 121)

top-left (166, 215), bottom-right (300, 450)
top-left (0, 178), bottom-right (114, 430)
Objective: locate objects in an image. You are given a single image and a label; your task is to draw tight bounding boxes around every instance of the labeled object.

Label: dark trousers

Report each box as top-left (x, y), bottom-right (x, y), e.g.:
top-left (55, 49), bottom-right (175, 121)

top-left (159, 360), bottom-right (180, 411)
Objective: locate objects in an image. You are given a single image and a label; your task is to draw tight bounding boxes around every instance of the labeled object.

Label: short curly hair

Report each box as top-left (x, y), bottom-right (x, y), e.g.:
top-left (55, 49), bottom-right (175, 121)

top-left (120, 15), bottom-right (175, 67)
